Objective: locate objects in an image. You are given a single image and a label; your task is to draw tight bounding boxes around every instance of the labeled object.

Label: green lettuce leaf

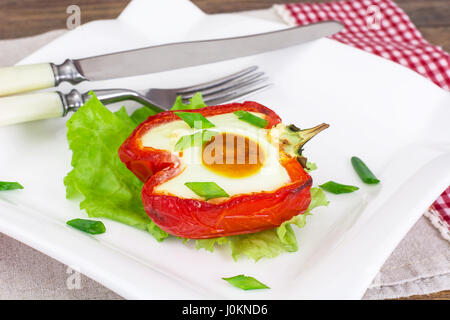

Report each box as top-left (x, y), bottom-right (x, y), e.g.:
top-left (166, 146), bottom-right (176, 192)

top-left (196, 187), bottom-right (329, 261)
top-left (130, 106), bottom-right (157, 124)
top-left (170, 92), bottom-right (207, 110)
top-left (276, 187), bottom-right (328, 245)
top-left (64, 93), bottom-right (167, 241)
top-left (195, 228), bottom-right (299, 261)
top-left (229, 228), bottom-right (298, 261)
top-left (195, 237), bottom-right (229, 252)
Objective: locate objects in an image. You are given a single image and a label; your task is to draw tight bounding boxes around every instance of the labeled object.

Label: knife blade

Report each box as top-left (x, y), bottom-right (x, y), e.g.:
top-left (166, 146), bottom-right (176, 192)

top-left (0, 21), bottom-right (343, 97)
top-left (77, 21), bottom-right (343, 81)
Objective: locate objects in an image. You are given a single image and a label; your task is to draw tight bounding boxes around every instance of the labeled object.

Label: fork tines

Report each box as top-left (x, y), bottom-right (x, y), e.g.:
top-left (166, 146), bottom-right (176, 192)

top-left (176, 66), bottom-right (272, 106)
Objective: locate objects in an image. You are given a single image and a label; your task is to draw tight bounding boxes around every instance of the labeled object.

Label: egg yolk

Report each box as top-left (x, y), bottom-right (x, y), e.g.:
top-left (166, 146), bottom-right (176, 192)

top-left (202, 133), bottom-right (264, 178)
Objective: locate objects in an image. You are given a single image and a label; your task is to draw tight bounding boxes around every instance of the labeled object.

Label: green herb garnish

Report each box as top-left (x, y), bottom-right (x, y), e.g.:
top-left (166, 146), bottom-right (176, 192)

top-left (174, 111), bottom-right (215, 129)
top-left (222, 275), bottom-right (270, 290)
top-left (0, 181), bottom-right (24, 191)
top-left (66, 218), bottom-right (106, 235)
top-left (351, 156), bottom-right (380, 184)
top-left (185, 182), bottom-right (229, 200)
top-left (319, 181), bottom-right (359, 194)
top-left (174, 130), bottom-right (218, 151)
top-left (234, 110), bottom-right (268, 128)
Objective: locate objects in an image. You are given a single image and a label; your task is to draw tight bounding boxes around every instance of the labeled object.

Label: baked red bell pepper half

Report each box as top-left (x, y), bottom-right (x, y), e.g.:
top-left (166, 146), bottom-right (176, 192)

top-left (118, 101), bottom-right (328, 239)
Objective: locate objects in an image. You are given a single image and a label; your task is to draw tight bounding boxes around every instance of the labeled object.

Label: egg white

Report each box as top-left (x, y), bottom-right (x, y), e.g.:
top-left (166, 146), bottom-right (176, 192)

top-left (140, 112), bottom-right (291, 200)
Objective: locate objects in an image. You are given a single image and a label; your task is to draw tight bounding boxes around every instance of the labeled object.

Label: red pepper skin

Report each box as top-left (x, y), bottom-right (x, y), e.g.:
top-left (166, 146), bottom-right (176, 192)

top-left (119, 101), bottom-right (312, 239)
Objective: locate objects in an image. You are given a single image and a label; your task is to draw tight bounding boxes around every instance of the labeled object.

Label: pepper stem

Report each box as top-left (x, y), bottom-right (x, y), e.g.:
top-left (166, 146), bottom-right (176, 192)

top-left (278, 123), bottom-right (329, 165)
top-left (297, 123), bottom-right (329, 150)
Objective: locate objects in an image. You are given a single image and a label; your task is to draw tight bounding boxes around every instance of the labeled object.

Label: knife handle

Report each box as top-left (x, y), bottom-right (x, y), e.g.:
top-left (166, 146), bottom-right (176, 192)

top-left (0, 63), bottom-right (55, 97)
top-left (0, 59), bottom-right (86, 97)
top-left (0, 92), bottom-right (65, 126)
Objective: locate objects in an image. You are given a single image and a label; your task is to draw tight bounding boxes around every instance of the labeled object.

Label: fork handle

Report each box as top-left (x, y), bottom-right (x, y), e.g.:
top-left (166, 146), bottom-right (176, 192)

top-left (0, 92), bottom-right (66, 126)
top-left (0, 60), bottom-right (86, 97)
top-left (0, 89), bottom-right (92, 126)
top-left (0, 88), bottom-right (165, 126)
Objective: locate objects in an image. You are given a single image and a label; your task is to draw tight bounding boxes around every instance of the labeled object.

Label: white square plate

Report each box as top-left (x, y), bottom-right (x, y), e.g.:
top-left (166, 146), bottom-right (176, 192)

top-left (0, 0), bottom-right (449, 299)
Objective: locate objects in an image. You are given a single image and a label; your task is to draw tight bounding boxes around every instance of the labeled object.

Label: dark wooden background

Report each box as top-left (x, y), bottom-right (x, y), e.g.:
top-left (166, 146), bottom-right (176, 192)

top-left (0, 0), bottom-right (449, 300)
top-left (0, 0), bottom-right (449, 51)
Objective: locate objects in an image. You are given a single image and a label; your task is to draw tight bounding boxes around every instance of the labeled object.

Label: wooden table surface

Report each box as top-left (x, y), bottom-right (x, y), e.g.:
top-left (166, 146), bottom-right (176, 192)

top-left (1, 0), bottom-right (449, 51)
top-left (0, 0), bottom-right (448, 300)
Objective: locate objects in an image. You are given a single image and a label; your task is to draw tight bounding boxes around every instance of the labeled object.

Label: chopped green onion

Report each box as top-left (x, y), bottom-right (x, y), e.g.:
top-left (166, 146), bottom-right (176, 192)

top-left (234, 110), bottom-right (268, 128)
top-left (222, 275), bottom-right (270, 290)
top-left (174, 111), bottom-right (215, 129)
top-left (0, 181), bottom-right (24, 191)
top-left (174, 130), bottom-right (218, 151)
top-left (319, 181), bottom-right (359, 194)
top-left (174, 133), bottom-right (198, 151)
top-left (185, 182), bottom-right (229, 200)
top-left (66, 218), bottom-right (106, 235)
top-left (201, 130), bottom-right (218, 143)
top-left (351, 156), bottom-right (380, 184)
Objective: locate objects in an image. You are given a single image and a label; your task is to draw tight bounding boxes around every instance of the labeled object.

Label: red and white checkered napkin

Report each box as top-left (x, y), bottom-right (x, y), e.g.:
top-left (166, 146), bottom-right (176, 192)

top-left (274, 0), bottom-right (450, 240)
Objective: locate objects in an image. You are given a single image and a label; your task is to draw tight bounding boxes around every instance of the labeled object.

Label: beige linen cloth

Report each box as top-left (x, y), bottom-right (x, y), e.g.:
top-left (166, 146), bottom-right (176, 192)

top-left (1, 30), bottom-right (449, 300)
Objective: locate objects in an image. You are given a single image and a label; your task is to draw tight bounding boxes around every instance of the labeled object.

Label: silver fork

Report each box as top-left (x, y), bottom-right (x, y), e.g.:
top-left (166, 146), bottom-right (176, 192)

top-left (0, 66), bottom-right (271, 126)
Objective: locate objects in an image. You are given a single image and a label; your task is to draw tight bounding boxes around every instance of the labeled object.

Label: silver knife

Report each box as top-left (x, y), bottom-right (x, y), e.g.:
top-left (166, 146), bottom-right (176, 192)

top-left (0, 21), bottom-right (343, 97)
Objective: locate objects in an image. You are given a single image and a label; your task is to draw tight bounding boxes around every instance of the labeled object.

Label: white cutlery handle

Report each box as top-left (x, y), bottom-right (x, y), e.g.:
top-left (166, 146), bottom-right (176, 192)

top-left (0, 92), bottom-right (64, 126)
top-left (0, 63), bottom-right (56, 97)
top-left (0, 59), bottom-right (87, 97)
